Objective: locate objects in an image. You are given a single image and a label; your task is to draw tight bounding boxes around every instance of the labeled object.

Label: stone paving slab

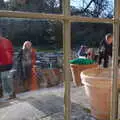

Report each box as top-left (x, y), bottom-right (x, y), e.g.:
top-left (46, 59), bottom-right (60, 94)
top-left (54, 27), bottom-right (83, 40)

top-left (0, 85), bottom-right (96, 120)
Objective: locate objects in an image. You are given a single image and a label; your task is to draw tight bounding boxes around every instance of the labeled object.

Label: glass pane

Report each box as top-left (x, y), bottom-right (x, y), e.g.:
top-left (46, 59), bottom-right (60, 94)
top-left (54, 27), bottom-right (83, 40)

top-left (0, 17), bottom-right (65, 119)
top-left (70, 22), bottom-right (114, 120)
top-left (71, 22), bottom-right (113, 61)
top-left (70, 0), bottom-right (114, 18)
top-left (71, 22), bottom-right (112, 49)
top-left (0, 17), bottom-right (64, 107)
top-left (0, 0), bottom-right (62, 14)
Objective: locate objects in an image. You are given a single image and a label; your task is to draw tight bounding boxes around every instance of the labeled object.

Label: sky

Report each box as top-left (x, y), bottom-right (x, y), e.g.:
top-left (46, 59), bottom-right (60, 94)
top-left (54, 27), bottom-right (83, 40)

top-left (71, 0), bottom-right (114, 9)
top-left (71, 0), bottom-right (90, 8)
top-left (4, 0), bottom-right (9, 2)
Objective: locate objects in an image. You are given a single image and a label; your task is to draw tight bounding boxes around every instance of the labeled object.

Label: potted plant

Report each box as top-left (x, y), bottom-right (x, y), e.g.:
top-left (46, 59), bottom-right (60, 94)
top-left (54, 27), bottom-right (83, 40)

top-left (69, 58), bottom-right (98, 86)
top-left (81, 68), bottom-right (120, 120)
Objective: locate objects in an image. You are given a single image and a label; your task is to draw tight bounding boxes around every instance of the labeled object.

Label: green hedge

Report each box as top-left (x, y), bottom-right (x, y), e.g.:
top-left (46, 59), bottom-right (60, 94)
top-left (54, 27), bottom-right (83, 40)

top-left (69, 58), bottom-right (95, 65)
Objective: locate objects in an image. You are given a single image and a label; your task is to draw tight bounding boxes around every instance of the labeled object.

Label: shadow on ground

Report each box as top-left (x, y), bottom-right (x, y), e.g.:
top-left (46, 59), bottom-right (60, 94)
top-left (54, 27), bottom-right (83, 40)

top-left (0, 89), bottom-right (96, 120)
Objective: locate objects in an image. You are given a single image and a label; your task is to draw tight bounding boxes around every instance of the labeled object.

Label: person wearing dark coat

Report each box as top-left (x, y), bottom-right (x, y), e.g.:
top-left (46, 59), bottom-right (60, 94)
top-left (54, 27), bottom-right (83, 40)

top-left (98, 33), bottom-right (113, 68)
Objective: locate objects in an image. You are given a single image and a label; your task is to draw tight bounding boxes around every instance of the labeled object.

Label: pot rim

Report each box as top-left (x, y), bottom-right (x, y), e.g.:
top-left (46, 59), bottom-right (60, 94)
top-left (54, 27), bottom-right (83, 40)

top-left (80, 68), bottom-right (115, 88)
top-left (80, 68), bottom-right (116, 80)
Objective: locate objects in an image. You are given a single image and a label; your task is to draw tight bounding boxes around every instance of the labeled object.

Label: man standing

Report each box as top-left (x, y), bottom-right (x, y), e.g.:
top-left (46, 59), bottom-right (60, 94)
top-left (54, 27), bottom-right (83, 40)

top-left (98, 33), bottom-right (113, 68)
top-left (0, 36), bottom-right (16, 99)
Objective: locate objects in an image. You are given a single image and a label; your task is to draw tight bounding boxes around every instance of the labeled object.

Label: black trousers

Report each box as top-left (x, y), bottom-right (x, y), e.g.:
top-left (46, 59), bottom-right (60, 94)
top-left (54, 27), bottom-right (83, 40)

top-left (98, 52), bottom-right (111, 68)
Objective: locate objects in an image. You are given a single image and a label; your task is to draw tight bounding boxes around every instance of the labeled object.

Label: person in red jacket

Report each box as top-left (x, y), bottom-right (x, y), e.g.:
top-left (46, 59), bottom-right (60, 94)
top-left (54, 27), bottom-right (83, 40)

top-left (0, 36), bottom-right (16, 99)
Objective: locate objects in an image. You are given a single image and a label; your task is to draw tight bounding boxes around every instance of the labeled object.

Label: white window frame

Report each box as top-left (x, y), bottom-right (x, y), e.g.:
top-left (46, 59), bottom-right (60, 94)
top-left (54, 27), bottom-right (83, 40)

top-left (0, 0), bottom-right (119, 120)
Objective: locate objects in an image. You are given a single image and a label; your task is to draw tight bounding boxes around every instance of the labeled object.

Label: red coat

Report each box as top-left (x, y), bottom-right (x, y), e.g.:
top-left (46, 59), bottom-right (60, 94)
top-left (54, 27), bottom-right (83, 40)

top-left (0, 37), bottom-right (14, 71)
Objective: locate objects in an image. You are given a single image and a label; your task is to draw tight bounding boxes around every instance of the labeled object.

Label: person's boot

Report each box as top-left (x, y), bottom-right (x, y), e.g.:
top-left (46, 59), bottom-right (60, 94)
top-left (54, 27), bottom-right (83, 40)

top-left (24, 80), bottom-right (29, 91)
top-left (8, 92), bottom-right (16, 99)
top-left (0, 87), bottom-right (3, 98)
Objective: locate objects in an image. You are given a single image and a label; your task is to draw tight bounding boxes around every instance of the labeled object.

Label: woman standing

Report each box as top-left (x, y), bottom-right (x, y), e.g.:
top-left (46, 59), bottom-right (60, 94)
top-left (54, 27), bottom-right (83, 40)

top-left (16, 41), bottom-right (37, 91)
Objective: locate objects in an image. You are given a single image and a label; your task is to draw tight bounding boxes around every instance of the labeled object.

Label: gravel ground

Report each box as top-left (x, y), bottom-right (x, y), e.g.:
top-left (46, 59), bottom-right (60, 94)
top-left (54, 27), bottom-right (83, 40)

top-left (0, 83), bottom-right (96, 120)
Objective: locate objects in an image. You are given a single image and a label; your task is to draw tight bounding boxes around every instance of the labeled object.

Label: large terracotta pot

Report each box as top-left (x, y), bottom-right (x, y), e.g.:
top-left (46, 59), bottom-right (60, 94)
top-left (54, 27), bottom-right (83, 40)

top-left (81, 68), bottom-right (120, 120)
top-left (70, 64), bottom-right (98, 87)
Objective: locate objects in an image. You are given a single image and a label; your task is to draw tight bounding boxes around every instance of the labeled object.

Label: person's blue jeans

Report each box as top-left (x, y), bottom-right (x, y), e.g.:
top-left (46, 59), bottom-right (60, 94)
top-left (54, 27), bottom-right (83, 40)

top-left (1, 70), bottom-right (14, 96)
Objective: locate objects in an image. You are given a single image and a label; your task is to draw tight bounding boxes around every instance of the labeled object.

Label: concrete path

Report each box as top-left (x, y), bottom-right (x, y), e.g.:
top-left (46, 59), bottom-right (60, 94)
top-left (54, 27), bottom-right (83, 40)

top-left (0, 84), bottom-right (96, 120)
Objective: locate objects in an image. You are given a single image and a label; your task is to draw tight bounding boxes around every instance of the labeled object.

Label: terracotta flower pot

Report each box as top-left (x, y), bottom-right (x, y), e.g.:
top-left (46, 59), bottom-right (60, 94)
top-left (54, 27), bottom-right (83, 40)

top-left (70, 64), bottom-right (98, 87)
top-left (30, 66), bottom-right (40, 91)
top-left (39, 68), bottom-right (61, 88)
top-left (81, 68), bottom-right (120, 120)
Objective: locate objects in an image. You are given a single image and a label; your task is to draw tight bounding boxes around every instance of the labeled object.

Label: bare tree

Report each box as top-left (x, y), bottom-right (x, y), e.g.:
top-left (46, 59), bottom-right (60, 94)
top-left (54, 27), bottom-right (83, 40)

top-left (74, 0), bottom-right (113, 18)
